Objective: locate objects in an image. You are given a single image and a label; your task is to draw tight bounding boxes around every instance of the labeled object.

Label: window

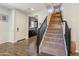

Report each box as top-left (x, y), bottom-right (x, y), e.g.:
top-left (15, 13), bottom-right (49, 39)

top-left (48, 7), bottom-right (54, 13)
top-left (31, 21), bottom-right (35, 28)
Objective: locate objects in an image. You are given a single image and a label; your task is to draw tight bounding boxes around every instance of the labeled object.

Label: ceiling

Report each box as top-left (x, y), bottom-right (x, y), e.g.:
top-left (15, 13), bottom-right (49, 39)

top-left (0, 3), bottom-right (61, 14)
top-left (0, 3), bottom-right (48, 14)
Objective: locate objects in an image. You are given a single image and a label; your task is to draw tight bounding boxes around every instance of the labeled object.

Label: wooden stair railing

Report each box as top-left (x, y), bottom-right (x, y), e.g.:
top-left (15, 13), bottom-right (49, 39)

top-left (60, 11), bottom-right (71, 56)
top-left (62, 20), bottom-right (71, 56)
top-left (37, 16), bottom-right (47, 54)
top-left (39, 12), bottom-right (67, 56)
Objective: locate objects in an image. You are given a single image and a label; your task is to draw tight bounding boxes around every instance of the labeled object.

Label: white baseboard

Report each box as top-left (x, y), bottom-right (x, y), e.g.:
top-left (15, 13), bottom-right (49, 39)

top-left (0, 37), bottom-right (28, 44)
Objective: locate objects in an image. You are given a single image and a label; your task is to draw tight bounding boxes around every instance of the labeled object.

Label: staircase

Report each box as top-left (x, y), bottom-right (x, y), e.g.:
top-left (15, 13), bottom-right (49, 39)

top-left (39, 12), bottom-right (67, 56)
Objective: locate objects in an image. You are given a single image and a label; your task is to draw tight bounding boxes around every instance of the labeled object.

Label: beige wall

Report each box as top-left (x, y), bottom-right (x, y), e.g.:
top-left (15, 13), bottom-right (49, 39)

top-left (62, 3), bottom-right (79, 53)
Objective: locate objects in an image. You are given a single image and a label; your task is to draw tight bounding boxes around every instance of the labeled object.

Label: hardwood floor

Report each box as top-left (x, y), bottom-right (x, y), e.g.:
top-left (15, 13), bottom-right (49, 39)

top-left (0, 36), bottom-right (37, 56)
top-left (28, 36), bottom-right (37, 56)
top-left (0, 36), bottom-right (78, 56)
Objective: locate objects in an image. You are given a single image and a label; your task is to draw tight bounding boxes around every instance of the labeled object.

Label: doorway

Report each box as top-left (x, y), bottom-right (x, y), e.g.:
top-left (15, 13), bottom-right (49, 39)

top-left (28, 16), bottom-right (38, 55)
top-left (29, 16), bottom-right (38, 38)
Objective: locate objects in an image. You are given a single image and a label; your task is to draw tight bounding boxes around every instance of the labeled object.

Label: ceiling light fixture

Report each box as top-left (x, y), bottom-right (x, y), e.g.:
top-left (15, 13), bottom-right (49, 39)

top-left (31, 8), bottom-right (34, 11)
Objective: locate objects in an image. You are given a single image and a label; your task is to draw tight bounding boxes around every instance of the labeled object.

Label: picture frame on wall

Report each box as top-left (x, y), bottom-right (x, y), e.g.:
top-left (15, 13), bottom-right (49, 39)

top-left (0, 14), bottom-right (8, 22)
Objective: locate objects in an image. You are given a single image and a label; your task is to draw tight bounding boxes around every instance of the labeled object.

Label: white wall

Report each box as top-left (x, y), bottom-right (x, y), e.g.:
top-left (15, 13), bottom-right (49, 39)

top-left (0, 6), bottom-right (47, 43)
top-left (14, 10), bottom-right (28, 42)
top-left (0, 6), bottom-right (11, 44)
top-left (0, 6), bottom-right (28, 43)
top-left (62, 3), bottom-right (79, 53)
top-left (9, 9), bottom-right (16, 42)
top-left (28, 9), bottom-right (48, 28)
top-left (13, 8), bottom-right (47, 41)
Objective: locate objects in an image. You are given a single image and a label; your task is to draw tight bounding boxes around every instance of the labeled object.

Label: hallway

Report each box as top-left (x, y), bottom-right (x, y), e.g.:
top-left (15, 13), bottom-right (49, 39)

top-left (0, 3), bottom-right (79, 56)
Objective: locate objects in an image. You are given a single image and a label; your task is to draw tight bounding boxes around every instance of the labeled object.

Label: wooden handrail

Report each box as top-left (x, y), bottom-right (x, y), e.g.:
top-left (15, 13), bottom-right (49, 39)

top-left (37, 16), bottom-right (47, 54)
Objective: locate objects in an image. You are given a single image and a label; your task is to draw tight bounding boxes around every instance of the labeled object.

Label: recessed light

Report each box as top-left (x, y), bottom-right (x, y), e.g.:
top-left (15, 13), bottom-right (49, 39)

top-left (31, 8), bottom-right (34, 11)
